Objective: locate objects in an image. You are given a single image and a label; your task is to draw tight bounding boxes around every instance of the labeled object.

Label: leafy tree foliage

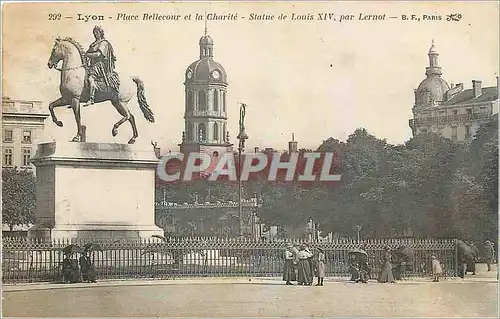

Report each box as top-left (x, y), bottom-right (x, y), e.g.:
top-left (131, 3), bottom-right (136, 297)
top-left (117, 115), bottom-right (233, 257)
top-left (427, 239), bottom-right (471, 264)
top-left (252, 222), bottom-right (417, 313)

top-left (157, 121), bottom-right (498, 241)
top-left (2, 168), bottom-right (36, 232)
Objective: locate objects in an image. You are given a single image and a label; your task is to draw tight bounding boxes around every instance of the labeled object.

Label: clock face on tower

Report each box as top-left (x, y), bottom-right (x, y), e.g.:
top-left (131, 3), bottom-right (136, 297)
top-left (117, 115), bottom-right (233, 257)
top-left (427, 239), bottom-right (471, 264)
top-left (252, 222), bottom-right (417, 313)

top-left (212, 70), bottom-right (220, 79)
top-left (187, 69), bottom-right (193, 79)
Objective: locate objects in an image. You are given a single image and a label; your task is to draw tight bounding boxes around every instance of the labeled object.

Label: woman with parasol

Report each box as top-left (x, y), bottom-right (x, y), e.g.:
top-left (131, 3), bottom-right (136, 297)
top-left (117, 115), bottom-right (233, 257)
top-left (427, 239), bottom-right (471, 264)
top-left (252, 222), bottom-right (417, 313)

top-left (392, 246), bottom-right (413, 280)
top-left (348, 247), bottom-right (369, 283)
top-left (79, 243), bottom-right (101, 283)
top-left (61, 244), bottom-right (83, 283)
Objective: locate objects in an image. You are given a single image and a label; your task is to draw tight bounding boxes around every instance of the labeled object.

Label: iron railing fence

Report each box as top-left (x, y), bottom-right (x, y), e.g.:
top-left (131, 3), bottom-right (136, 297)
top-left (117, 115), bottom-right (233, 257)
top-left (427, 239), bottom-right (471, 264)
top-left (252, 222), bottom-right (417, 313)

top-left (2, 237), bottom-right (458, 284)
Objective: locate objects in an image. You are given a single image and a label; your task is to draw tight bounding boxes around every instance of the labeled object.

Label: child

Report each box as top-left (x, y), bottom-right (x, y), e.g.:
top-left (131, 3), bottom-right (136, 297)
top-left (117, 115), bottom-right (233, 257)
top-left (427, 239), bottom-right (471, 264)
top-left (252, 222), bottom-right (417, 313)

top-left (431, 255), bottom-right (442, 282)
top-left (315, 248), bottom-right (325, 286)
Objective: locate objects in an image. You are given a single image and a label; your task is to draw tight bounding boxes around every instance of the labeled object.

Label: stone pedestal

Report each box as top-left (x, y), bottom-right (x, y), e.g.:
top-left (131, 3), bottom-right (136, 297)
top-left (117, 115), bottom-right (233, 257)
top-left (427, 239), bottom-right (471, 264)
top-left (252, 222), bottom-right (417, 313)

top-left (28, 142), bottom-right (164, 241)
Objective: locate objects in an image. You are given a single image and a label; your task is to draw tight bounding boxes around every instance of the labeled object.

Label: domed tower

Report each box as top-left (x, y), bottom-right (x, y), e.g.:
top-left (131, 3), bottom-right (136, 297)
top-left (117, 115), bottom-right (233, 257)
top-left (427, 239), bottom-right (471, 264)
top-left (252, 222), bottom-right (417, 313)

top-left (413, 40), bottom-right (450, 108)
top-left (179, 28), bottom-right (233, 157)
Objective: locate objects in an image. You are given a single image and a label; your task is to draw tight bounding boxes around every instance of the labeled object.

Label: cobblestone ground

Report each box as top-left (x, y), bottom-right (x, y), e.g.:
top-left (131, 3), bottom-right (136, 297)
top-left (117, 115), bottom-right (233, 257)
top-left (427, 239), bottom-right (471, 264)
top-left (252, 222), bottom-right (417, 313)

top-left (3, 264), bottom-right (498, 317)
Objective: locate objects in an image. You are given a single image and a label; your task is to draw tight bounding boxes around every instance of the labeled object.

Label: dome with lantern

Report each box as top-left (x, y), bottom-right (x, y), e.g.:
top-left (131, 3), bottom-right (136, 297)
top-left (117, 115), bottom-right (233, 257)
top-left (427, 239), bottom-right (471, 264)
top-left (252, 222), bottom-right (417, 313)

top-left (185, 32), bottom-right (227, 84)
top-left (414, 40), bottom-right (450, 106)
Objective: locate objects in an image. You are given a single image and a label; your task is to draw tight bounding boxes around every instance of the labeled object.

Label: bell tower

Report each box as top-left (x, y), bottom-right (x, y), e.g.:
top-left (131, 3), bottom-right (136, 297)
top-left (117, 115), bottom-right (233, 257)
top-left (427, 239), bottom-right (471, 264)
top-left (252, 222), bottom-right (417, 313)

top-left (179, 26), bottom-right (233, 158)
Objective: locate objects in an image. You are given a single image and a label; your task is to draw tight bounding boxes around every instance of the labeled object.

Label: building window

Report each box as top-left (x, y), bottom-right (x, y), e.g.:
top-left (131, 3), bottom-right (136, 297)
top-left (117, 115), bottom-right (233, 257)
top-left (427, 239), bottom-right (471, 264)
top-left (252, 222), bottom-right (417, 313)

top-left (223, 123), bottom-right (227, 142)
top-left (451, 127), bottom-right (458, 141)
top-left (187, 91), bottom-right (194, 112)
top-left (198, 90), bottom-right (207, 111)
top-left (187, 123), bottom-right (194, 141)
top-left (465, 125), bottom-right (471, 140)
top-left (467, 109), bottom-right (473, 115)
top-left (22, 148), bottom-right (31, 166)
top-left (198, 123), bottom-right (206, 142)
top-left (3, 129), bottom-right (13, 142)
top-left (222, 91), bottom-right (226, 113)
top-left (4, 148), bottom-right (13, 167)
top-left (213, 90), bottom-right (219, 112)
top-left (22, 131), bottom-right (32, 143)
top-left (213, 122), bottom-right (219, 141)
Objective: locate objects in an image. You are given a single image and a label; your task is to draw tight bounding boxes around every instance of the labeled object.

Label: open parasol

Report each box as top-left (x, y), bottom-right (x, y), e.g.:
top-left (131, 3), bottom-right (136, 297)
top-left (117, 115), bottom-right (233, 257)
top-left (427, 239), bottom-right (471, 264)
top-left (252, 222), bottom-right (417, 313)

top-left (348, 248), bottom-right (368, 256)
top-left (457, 240), bottom-right (474, 258)
top-left (62, 244), bottom-right (84, 255)
top-left (393, 246), bottom-right (414, 261)
top-left (83, 243), bottom-right (103, 252)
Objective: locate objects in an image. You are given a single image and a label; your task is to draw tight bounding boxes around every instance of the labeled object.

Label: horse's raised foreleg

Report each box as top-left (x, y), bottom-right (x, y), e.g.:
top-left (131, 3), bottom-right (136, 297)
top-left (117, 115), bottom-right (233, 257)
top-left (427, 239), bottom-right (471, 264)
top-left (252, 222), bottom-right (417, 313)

top-left (110, 99), bottom-right (131, 141)
top-left (49, 97), bottom-right (70, 127)
top-left (70, 96), bottom-right (84, 142)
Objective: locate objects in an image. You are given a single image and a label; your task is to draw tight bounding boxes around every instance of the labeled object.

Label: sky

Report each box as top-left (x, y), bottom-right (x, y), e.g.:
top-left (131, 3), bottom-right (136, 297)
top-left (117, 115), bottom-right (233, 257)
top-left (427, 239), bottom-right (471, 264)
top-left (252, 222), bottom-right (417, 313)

top-left (2, 1), bottom-right (499, 152)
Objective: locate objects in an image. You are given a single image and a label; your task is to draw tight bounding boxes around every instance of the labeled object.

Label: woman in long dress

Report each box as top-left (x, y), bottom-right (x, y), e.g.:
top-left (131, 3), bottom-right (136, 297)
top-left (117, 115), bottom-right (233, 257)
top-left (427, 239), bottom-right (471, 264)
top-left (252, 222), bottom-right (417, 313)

top-left (315, 248), bottom-right (326, 286)
top-left (378, 247), bottom-right (395, 283)
top-left (283, 243), bottom-right (296, 285)
top-left (297, 244), bottom-right (313, 285)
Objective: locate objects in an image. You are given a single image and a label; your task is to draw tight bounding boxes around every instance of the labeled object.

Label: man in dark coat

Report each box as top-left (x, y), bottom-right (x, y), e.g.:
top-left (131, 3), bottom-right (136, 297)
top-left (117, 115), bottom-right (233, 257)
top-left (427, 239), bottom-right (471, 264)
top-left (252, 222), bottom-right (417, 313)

top-left (468, 241), bottom-right (479, 275)
top-left (484, 240), bottom-right (495, 272)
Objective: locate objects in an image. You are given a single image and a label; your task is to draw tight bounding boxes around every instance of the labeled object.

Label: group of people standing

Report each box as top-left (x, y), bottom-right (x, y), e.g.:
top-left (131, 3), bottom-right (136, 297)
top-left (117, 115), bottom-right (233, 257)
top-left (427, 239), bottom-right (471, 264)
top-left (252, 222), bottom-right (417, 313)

top-left (283, 244), bottom-right (451, 285)
top-left (283, 243), bottom-right (325, 286)
top-left (458, 240), bottom-right (496, 278)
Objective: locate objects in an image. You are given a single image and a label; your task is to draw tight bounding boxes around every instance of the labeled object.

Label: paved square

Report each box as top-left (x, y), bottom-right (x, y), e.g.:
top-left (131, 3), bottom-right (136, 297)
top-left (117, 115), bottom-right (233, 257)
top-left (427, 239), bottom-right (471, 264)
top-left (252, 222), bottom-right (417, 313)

top-left (3, 276), bottom-right (498, 317)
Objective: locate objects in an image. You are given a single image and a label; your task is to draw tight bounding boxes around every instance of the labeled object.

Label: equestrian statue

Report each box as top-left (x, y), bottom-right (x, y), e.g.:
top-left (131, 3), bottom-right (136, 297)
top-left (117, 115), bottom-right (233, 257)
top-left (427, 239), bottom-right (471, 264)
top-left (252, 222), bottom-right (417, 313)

top-left (47, 26), bottom-right (154, 144)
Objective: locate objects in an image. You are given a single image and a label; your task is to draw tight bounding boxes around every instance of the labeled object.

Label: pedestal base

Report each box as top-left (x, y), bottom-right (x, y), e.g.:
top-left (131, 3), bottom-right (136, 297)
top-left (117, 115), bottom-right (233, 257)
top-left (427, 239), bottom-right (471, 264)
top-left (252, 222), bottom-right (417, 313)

top-left (28, 225), bottom-right (164, 241)
top-left (29, 142), bottom-right (164, 241)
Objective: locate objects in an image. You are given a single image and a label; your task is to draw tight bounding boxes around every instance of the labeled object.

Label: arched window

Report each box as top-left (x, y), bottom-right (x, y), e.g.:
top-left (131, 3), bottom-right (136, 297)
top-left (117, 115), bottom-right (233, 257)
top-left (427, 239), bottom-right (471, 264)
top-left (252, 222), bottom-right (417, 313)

top-left (223, 123), bottom-right (227, 142)
top-left (198, 90), bottom-right (207, 111)
top-left (198, 123), bottom-right (206, 142)
top-left (213, 122), bottom-right (219, 141)
top-left (187, 90), bottom-right (194, 112)
top-left (222, 91), bottom-right (226, 112)
top-left (213, 90), bottom-right (219, 112)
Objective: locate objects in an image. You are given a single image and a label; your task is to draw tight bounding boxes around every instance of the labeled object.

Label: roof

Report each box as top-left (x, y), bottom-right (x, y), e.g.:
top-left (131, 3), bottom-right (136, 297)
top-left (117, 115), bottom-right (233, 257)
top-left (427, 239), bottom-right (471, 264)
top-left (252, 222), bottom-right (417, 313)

top-left (442, 86), bottom-right (498, 106)
top-left (186, 58), bottom-right (227, 84)
top-left (416, 76), bottom-right (450, 103)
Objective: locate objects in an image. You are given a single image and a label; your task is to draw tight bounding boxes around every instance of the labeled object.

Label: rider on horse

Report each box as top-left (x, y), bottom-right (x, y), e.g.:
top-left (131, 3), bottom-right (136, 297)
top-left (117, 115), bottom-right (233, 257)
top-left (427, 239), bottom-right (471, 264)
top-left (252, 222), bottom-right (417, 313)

top-left (84, 26), bottom-right (119, 106)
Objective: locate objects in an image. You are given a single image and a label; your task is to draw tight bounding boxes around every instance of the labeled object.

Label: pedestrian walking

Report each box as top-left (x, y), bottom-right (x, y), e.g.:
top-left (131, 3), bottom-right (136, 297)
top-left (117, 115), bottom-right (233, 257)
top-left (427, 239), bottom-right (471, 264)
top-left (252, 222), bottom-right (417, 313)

top-left (315, 247), bottom-right (325, 286)
top-left (484, 240), bottom-right (495, 272)
top-left (297, 244), bottom-right (313, 285)
top-left (431, 255), bottom-right (442, 282)
top-left (378, 246), bottom-right (395, 283)
top-left (283, 243), bottom-right (296, 285)
top-left (468, 241), bottom-right (479, 275)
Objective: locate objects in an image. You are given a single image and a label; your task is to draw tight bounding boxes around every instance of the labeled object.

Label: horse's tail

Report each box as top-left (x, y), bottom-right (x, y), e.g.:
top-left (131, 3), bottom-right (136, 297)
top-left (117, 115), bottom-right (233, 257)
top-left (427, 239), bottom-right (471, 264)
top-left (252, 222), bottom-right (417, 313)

top-left (131, 76), bottom-right (155, 123)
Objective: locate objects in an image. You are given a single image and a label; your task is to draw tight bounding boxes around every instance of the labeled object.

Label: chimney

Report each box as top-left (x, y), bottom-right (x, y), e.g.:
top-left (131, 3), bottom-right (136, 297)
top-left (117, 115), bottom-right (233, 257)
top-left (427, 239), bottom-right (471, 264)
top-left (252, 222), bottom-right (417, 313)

top-left (288, 133), bottom-right (298, 153)
top-left (472, 80), bottom-right (482, 97)
top-left (254, 147), bottom-right (259, 153)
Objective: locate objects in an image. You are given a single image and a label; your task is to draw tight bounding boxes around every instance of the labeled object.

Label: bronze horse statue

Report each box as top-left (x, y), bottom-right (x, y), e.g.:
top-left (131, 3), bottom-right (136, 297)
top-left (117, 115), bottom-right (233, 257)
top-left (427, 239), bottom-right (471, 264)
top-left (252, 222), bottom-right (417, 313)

top-left (47, 37), bottom-right (154, 144)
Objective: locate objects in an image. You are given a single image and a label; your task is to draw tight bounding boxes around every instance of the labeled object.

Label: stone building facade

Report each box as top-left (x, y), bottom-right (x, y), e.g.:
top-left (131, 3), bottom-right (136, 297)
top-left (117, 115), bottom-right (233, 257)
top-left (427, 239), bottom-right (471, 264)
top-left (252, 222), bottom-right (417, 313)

top-left (2, 97), bottom-right (49, 169)
top-left (409, 41), bottom-right (499, 141)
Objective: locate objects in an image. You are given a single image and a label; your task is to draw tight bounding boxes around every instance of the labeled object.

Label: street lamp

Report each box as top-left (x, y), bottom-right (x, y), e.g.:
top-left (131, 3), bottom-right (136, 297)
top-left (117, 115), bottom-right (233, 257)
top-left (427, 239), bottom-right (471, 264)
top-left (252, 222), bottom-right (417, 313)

top-left (237, 103), bottom-right (248, 237)
top-left (354, 224), bottom-right (363, 243)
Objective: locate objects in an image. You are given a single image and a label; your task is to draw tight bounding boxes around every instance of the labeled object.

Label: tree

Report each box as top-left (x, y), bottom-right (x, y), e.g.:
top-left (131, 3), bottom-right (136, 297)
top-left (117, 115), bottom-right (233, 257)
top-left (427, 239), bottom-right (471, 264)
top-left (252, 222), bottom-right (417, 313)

top-left (2, 168), bottom-right (36, 232)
